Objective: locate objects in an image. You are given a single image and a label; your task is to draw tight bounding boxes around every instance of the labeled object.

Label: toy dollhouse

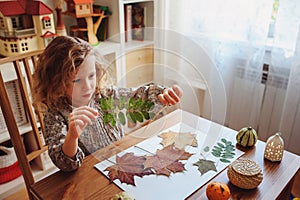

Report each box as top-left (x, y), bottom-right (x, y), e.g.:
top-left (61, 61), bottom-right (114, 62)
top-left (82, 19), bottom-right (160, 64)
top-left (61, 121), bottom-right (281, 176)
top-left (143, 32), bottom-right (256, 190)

top-left (63, 0), bottom-right (109, 45)
top-left (0, 0), bottom-right (56, 57)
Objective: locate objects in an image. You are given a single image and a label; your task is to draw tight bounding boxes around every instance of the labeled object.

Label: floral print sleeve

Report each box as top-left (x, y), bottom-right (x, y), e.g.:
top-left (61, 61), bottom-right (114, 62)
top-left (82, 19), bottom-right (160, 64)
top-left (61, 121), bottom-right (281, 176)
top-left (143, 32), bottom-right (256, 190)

top-left (44, 110), bottom-right (85, 172)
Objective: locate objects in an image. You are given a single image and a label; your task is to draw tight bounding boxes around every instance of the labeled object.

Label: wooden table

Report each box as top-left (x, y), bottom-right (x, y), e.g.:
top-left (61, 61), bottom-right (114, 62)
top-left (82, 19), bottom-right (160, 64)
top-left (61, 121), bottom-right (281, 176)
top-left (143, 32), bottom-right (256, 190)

top-left (30, 109), bottom-right (300, 200)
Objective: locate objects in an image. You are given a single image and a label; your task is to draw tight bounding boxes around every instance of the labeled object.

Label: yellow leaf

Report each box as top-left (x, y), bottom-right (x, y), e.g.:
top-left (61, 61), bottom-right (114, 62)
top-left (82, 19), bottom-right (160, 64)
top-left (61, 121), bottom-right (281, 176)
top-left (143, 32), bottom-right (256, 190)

top-left (159, 131), bottom-right (198, 149)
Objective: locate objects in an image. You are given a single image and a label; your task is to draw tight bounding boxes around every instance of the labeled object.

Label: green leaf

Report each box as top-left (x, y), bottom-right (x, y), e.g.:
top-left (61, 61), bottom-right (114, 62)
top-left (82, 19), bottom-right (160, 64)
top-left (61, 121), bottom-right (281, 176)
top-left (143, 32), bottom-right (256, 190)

top-left (100, 98), bottom-right (108, 110)
top-left (225, 146), bottom-right (235, 151)
top-left (221, 138), bottom-right (227, 144)
top-left (149, 102), bottom-right (155, 110)
top-left (134, 111), bottom-right (144, 123)
top-left (111, 118), bottom-right (116, 126)
top-left (221, 154), bottom-right (234, 159)
top-left (217, 142), bottom-right (225, 148)
top-left (193, 159), bottom-right (217, 176)
top-left (220, 158), bottom-right (231, 163)
top-left (134, 99), bottom-right (143, 110)
top-left (127, 111), bottom-right (136, 124)
top-left (149, 112), bottom-right (155, 119)
top-left (142, 111), bottom-right (150, 120)
top-left (118, 112), bottom-right (126, 125)
top-left (118, 97), bottom-right (126, 110)
top-left (103, 113), bottom-right (114, 125)
top-left (213, 146), bottom-right (222, 151)
top-left (203, 146), bottom-right (210, 152)
top-left (128, 97), bottom-right (134, 109)
top-left (107, 96), bottom-right (115, 110)
top-left (211, 150), bottom-right (221, 157)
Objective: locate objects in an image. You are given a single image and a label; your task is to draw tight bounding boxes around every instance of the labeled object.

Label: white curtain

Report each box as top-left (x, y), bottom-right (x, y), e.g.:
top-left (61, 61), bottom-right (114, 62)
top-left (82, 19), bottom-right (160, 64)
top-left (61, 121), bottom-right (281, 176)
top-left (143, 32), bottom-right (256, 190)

top-left (160, 0), bottom-right (300, 154)
top-left (269, 0), bottom-right (300, 154)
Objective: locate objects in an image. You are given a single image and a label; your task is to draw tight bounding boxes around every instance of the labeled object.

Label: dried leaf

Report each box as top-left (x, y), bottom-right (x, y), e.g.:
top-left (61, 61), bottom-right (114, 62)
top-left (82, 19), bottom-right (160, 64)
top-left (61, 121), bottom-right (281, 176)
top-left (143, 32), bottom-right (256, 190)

top-left (104, 153), bottom-right (154, 186)
top-left (193, 159), bottom-right (217, 176)
top-left (144, 145), bottom-right (193, 176)
top-left (211, 138), bottom-right (236, 163)
top-left (159, 131), bottom-right (198, 149)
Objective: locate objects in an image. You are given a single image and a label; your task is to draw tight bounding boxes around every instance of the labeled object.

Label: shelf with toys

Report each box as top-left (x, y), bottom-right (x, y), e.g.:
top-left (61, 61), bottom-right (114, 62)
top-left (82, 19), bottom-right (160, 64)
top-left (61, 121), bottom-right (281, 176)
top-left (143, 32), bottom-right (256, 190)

top-left (92, 0), bottom-right (156, 87)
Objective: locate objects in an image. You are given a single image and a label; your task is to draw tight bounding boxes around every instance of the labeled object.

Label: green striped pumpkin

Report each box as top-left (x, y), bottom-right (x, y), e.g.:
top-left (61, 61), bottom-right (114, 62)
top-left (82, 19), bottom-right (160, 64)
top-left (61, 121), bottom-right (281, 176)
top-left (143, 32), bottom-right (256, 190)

top-left (236, 127), bottom-right (258, 147)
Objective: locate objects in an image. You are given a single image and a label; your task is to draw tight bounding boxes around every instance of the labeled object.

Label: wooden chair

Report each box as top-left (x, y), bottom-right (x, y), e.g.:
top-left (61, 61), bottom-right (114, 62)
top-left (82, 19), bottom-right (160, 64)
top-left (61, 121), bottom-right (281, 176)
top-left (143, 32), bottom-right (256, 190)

top-left (0, 50), bottom-right (47, 200)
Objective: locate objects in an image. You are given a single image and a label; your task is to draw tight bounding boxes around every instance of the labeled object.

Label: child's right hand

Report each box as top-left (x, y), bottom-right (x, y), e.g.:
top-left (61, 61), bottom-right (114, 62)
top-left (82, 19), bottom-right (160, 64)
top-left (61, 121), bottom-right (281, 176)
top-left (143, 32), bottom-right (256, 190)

top-left (68, 106), bottom-right (98, 139)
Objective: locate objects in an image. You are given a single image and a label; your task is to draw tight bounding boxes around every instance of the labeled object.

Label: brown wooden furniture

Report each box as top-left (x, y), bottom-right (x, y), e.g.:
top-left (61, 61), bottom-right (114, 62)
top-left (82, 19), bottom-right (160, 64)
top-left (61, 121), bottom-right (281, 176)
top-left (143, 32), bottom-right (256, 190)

top-left (0, 50), bottom-right (46, 200)
top-left (30, 109), bottom-right (300, 200)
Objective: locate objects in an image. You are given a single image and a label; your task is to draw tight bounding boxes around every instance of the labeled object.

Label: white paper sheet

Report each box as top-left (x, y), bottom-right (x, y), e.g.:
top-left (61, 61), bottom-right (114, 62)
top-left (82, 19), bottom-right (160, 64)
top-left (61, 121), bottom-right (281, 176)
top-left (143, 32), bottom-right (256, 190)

top-left (95, 122), bottom-right (244, 200)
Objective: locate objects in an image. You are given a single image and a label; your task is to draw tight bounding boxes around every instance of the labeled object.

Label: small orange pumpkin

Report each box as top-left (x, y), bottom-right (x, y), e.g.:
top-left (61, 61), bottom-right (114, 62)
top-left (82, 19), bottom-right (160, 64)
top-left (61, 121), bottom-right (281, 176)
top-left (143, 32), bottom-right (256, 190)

top-left (206, 181), bottom-right (231, 200)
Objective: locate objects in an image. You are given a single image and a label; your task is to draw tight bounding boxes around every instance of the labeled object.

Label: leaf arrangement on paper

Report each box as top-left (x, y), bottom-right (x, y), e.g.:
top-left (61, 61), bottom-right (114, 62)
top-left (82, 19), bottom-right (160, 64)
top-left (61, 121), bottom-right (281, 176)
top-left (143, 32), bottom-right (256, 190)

top-left (102, 130), bottom-right (238, 187)
top-left (193, 138), bottom-right (236, 176)
top-left (104, 144), bottom-right (193, 185)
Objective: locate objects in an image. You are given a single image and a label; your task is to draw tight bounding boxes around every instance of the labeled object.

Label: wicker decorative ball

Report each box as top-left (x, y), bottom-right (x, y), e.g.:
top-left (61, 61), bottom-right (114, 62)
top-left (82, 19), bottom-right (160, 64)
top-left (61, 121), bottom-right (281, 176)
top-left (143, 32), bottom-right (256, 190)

top-left (227, 158), bottom-right (263, 189)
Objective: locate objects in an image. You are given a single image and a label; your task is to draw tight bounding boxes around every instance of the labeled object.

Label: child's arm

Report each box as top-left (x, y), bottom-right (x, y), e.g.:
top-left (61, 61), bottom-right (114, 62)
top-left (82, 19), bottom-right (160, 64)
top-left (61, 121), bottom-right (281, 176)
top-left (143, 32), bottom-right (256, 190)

top-left (62, 106), bottom-right (98, 158)
top-left (101, 83), bottom-right (182, 117)
top-left (102, 83), bottom-right (182, 106)
top-left (44, 110), bottom-right (85, 171)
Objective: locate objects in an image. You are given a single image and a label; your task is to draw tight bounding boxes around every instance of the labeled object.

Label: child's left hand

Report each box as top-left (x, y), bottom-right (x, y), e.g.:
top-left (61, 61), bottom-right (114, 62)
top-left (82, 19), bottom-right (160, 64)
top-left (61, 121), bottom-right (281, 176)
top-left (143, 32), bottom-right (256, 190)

top-left (158, 85), bottom-right (183, 106)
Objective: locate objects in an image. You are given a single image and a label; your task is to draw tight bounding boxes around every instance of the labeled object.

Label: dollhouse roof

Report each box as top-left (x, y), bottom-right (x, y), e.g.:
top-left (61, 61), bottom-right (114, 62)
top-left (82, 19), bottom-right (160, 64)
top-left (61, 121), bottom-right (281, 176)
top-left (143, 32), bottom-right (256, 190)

top-left (0, 0), bottom-right (52, 16)
top-left (0, 1), bottom-right (25, 16)
top-left (41, 31), bottom-right (56, 38)
top-left (26, 1), bottom-right (53, 15)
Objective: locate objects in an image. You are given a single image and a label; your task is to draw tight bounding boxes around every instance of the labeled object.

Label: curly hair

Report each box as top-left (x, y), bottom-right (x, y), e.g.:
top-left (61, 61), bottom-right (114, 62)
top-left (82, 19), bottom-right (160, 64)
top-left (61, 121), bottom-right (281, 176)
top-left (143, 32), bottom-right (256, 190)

top-left (32, 36), bottom-right (110, 111)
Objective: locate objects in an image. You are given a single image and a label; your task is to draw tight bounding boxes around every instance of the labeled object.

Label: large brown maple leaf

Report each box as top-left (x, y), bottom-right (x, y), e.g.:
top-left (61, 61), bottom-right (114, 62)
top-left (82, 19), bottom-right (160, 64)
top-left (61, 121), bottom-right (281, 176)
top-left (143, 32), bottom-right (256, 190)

top-left (144, 145), bottom-right (193, 176)
top-left (104, 152), bottom-right (154, 186)
top-left (159, 131), bottom-right (198, 149)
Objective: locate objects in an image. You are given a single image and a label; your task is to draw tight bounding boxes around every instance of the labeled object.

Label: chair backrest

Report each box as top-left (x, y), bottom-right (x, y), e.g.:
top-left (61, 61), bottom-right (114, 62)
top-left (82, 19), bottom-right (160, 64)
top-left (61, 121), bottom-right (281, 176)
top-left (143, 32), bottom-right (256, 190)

top-left (0, 50), bottom-right (45, 200)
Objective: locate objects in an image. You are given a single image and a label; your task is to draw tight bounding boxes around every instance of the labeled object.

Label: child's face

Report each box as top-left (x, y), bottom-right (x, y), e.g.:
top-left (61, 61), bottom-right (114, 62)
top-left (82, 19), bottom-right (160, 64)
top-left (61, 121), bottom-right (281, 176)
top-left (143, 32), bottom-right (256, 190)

top-left (67, 54), bottom-right (97, 107)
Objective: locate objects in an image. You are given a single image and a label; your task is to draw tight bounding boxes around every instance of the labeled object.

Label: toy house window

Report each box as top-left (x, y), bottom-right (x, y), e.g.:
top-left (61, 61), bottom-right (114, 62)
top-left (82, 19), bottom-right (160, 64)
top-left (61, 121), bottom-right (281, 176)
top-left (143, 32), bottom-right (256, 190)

top-left (0, 17), bottom-right (4, 28)
top-left (10, 43), bottom-right (18, 53)
top-left (11, 17), bottom-right (19, 29)
top-left (4, 43), bottom-right (8, 52)
top-left (21, 42), bottom-right (28, 52)
top-left (42, 16), bottom-right (52, 29)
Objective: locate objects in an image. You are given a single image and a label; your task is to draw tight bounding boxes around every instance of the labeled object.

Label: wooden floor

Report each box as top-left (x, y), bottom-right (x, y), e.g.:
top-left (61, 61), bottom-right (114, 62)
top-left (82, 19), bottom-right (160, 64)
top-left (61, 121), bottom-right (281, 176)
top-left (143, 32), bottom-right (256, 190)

top-left (4, 169), bottom-right (300, 200)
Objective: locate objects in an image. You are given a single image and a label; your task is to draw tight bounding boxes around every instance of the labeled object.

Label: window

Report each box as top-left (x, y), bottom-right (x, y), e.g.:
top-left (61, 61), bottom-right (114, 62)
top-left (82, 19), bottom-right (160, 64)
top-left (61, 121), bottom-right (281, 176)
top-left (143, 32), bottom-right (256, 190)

top-left (4, 43), bottom-right (8, 52)
top-left (11, 17), bottom-right (18, 29)
top-left (21, 42), bottom-right (28, 52)
top-left (10, 43), bottom-right (18, 53)
top-left (42, 16), bottom-right (52, 29)
top-left (0, 17), bottom-right (4, 28)
top-left (11, 16), bottom-right (22, 29)
top-left (18, 16), bottom-right (23, 29)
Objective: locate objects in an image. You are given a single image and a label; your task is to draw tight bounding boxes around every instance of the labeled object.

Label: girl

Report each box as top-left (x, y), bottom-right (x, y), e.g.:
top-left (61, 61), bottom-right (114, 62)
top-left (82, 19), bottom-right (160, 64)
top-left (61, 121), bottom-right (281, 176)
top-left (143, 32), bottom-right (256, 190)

top-left (32, 36), bottom-right (182, 172)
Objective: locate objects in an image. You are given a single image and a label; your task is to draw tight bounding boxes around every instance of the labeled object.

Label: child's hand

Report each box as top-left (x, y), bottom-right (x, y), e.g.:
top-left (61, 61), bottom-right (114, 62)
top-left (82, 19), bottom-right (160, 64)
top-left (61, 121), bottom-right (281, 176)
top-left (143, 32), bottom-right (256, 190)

top-left (158, 85), bottom-right (183, 106)
top-left (68, 106), bottom-right (98, 139)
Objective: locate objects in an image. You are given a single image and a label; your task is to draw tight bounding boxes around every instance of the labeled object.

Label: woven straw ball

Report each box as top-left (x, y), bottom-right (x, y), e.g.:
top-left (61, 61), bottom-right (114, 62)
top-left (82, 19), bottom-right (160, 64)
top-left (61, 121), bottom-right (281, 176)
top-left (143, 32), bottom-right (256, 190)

top-left (227, 158), bottom-right (263, 189)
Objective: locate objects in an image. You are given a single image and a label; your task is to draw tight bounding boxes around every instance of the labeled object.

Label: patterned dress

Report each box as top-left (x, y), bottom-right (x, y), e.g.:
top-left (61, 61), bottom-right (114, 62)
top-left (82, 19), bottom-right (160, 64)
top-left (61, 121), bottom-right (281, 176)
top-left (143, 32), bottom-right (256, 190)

top-left (44, 83), bottom-right (165, 171)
